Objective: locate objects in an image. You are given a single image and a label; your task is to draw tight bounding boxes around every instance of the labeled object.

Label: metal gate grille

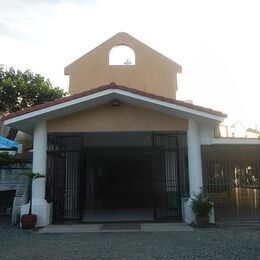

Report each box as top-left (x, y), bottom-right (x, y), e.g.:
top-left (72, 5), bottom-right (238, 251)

top-left (202, 144), bottom-right (260, 221)
top-left (46, 148), bottom-right (66, 222)
top-left (46, 132), bottom-right (188, 223)
top-left (46, 134), bottom-right (83, 222)
top-left (152, 132), bottom-right (188, 220)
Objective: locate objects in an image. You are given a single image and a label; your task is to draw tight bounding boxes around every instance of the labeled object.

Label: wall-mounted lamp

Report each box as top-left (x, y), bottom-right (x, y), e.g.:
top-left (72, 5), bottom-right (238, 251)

top-left (112, 99), bottom-right (120, 106)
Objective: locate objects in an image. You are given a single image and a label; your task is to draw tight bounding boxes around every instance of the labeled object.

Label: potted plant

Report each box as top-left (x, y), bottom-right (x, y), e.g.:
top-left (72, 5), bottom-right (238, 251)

top-left (20, 171), bottom-right (44, 229)
top-left (190, 187), bottom-right (213, 227)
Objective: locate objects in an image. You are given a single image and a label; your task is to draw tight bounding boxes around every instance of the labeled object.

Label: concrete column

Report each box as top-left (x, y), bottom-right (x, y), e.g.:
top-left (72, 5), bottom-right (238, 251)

top-left (187, 119), bottom-right (203, 196)
top-left (21, 121), bottom-right (51, 227)
top-left (183, 119), bottom-right (204, 224)
top-left (32, 121), bottom-right (47, 202)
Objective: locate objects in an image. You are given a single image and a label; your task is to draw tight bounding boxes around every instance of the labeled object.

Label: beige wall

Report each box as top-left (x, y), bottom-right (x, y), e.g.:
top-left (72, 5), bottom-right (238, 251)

top-left (47, 102), bottom-right (187, 132)
top-left (65, 32), bottom-right (181, 99)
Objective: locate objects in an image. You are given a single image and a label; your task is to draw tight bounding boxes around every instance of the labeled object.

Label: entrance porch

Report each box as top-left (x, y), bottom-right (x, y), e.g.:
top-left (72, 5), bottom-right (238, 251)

top-left (3, 84), bottom-right (225, 226)
top-left (46, 131), bottom-right (189, 223)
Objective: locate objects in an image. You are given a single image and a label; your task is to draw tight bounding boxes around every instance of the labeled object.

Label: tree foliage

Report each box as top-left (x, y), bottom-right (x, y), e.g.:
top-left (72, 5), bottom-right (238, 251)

top-left (0, 152), bottom-right (14, 168)
top-left (0, 66), bottom-right (66, 114)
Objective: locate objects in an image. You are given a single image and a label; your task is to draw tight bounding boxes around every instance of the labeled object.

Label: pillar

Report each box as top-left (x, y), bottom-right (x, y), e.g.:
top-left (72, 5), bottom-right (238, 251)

top-left (183, 119), bottom-right (203, 223)
top-left (32, 121), bottom-right (47, 202)
top-left (187, 119), bottom-right (203, 196)
top-left (21, 121), bottom-right (51, 227)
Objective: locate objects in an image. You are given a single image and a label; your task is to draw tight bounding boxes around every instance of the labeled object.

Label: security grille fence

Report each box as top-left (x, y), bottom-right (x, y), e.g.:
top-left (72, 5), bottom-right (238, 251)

top-left (46, 132), bottom-right (188, 223)
top-left (46, 134), bottom-right (83, 222)
top-left (152, 132), bottom-right (189, 219)
top-left (202, 144), bottom-right (260, 221)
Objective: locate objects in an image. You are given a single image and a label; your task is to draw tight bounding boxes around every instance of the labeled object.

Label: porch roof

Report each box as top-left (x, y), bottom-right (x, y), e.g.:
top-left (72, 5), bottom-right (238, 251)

top-left (3, 83), bottom-right (227, 134)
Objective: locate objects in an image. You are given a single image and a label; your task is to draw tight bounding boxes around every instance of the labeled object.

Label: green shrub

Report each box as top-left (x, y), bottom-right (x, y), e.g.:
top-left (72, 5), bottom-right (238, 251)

top-left (190, 188), bottom-right (213, 216)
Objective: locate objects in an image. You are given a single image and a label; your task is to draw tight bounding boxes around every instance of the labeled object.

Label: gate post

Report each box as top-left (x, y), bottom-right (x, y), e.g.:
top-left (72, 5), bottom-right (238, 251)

top-left (187, 119), bottom-right (203, 195)
top-left (183, 119), bottom-right (215, 224)
top-left (183, 119), bottom-right (203, 223)
top-left (21, 121), bottom-right (51, 227)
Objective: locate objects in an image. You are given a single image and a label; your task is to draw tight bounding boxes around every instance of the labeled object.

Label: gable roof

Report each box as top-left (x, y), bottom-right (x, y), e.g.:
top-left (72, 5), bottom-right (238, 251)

top-left (65, 32), bottom-right (182, 74)
top-left (3, 82), bottom-right (227, 134)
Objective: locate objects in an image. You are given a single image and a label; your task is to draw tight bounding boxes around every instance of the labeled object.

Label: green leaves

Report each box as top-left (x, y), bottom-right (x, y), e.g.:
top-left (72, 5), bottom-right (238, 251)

top-left (190, 187), bottom-right (213, 216)
top-left (20, 171), bottom-right (45, 181)
top-left (19, 171), bottom-right (45, 215)
top-left (0, 152), bottom-right (14, 168)
top-left (0, 65), bottom-right (66, 115)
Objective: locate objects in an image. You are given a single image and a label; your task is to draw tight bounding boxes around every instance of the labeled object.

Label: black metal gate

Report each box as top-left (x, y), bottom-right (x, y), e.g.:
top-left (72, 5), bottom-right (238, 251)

top-left (152, 132), bottom-right (188, 220)
top-left (46, 134), bottom-right (84, 222)
top-left (46, 145), bottom-right (66, 222)
top-left (46, 132), bottom-right (188, 223)
top-left (202, 144), bottom-right (260, 221)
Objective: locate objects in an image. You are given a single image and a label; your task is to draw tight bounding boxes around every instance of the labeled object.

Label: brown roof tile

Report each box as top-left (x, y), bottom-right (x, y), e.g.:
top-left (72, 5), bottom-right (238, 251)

top-left (2, 82), bottom-right (227, 121)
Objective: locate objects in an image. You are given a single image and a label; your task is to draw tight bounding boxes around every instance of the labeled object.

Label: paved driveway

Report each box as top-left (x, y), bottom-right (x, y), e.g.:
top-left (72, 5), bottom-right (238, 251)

top-left (0, 216), bottom-right (259, 259)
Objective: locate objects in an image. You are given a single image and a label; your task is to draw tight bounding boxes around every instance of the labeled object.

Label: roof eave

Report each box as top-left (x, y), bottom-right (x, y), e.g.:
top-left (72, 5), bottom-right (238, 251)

top-left (4, 88), bottom-right (226, 135)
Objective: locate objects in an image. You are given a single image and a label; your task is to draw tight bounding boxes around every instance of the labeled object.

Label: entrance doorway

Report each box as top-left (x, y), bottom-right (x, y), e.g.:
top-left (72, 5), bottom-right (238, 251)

top-left (46, 132), bottom-right (188, 223)
top-left (83, 148), bottom-right (155, 221)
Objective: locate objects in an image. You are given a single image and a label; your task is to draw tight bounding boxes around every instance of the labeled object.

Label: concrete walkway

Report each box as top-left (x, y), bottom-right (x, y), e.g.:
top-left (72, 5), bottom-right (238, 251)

top-left (37, 222), bottom-right (194, 233)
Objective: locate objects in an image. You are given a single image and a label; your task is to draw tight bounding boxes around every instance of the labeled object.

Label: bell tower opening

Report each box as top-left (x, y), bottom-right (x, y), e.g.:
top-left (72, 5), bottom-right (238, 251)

top-left (109, 45), bottom-right (135, 65)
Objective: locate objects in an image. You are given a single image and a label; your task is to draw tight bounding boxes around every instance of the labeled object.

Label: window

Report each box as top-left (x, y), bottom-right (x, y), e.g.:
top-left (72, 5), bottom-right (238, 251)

top-left (109, 45), bottom-right (135, 65)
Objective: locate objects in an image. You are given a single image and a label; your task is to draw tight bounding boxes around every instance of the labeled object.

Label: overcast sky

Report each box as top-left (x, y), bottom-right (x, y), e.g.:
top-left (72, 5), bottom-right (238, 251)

top-left (0, 0), bottom-right (260, 127)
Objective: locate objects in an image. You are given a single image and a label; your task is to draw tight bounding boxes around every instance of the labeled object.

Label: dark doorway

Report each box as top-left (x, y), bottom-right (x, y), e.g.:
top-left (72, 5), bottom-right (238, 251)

top-left (46, 132), bottom-right (188, 223)
top-left (84, 148), bottom-right (155, 214)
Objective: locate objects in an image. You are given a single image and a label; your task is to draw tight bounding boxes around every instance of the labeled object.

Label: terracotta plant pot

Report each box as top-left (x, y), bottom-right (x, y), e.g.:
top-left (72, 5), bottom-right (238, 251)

top-left (195, 215), bottom-right (209, 227)
top-left (21, 214), bottom-right (37, 229)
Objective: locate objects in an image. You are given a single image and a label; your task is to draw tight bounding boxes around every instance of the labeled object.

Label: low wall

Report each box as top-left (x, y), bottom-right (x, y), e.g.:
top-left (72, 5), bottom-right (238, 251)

top-left (0, 163), bottom-right (32, 191)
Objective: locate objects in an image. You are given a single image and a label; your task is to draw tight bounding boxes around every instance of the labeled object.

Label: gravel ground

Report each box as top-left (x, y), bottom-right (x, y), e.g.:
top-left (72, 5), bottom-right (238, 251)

top-left (0, 216), bottom-right (260, 260)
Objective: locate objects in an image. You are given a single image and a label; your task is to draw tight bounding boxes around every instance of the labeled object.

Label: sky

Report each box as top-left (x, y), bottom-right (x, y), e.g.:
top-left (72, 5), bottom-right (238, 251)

top-left (0, 0), bottom-right (260, 128)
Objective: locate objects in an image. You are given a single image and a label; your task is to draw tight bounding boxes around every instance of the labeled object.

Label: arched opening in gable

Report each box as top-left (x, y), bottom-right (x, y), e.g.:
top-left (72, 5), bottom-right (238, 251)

top-left (109, 45), bottom-right (136, 65)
